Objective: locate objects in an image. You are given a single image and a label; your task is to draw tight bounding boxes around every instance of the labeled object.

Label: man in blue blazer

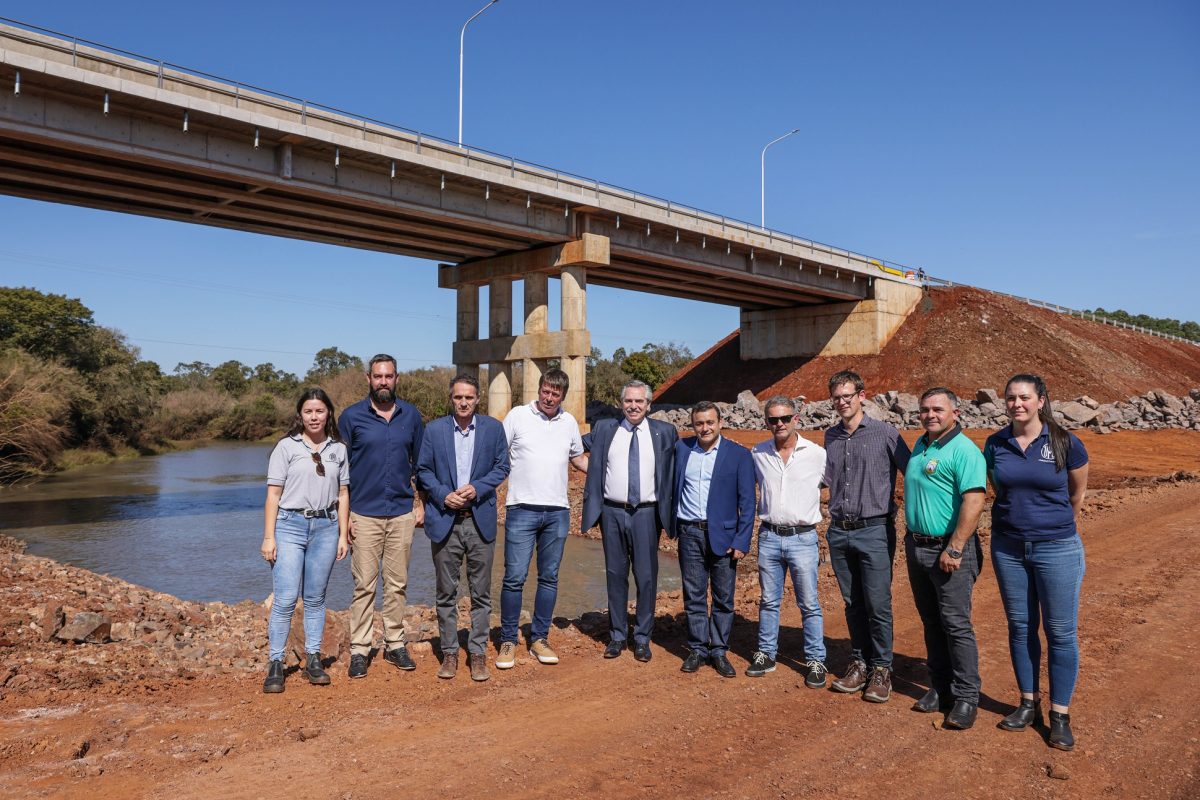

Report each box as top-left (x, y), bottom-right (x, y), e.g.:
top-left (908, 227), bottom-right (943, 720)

top-left (581, 380), bottom-right (678, 662)
top-left (672, 400), bottom-right (756, 677)
top-left (416, 373), bottom-right (510, 682)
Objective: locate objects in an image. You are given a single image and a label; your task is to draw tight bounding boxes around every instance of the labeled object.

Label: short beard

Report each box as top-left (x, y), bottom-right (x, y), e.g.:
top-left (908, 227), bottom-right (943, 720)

top-left (371, 387), bottom-right (395, 405)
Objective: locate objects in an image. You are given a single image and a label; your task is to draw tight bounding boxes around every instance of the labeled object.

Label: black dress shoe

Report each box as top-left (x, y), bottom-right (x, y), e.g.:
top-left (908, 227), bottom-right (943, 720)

top-left (304, 652), bottom-right (331, 685)
top-left (912, 687), bottom-right (949, 713)
top-left (680, 650), bottom-right (706, 673)
top-left (999, 698), bottom-right (1042, 731)
top-left (603, 640), bottom-right (624, 659)
top-left (262, 659), bottom-right (285, 694)
top-left (348, 653), bottom-right (368, 679)
top-left (633, 642), bottom-right (652, 662)
top-left (384, 645), bottom-right (416, 671)
top-left (710, 653), bottom-right (736, 678)
top-left (1048, 711), bottom-right (1075, 751)
top-left (943, 700), bottom-right (978, 730)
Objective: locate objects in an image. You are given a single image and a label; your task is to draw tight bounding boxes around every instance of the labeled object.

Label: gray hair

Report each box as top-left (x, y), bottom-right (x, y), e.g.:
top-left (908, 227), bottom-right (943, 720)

top-left (762, 395), bottom-right (796, 414)
top-left (621, 380), bottom-right (653, 402)
top-left (920, 387), bottom-right (959, 408)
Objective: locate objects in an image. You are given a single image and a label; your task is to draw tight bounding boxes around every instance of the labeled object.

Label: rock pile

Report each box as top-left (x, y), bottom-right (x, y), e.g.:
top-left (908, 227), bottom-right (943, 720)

top-left (0, 545), bottom-right (452, 695)
top-left (628, 387), bottom-right (1200, 434)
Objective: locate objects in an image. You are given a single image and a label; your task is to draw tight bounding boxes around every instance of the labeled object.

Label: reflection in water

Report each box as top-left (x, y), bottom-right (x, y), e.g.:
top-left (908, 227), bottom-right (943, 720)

top-left (0, 443), bottom-right (679, 615)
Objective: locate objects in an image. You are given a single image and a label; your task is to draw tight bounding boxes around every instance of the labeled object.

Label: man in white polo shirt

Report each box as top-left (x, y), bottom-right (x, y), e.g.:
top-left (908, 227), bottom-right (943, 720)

top-left (747, 396), bottom-right (829, 687)
top-left (497, 368), bottom-right (588, 669)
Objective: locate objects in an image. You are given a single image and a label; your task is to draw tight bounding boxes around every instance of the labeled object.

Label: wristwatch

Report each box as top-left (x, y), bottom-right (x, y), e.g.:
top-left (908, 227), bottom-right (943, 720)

top-left (946, 546), bottom-right (963, 559)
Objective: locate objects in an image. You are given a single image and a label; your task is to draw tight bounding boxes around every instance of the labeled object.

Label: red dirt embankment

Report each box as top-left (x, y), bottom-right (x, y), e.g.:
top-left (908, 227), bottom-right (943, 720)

top-left (658, 286), bottom-right (1200, 404)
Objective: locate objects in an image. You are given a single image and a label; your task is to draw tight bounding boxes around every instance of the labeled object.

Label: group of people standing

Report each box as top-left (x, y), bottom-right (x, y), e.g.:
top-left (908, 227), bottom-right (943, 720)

top-left (260, 358), bottom-right (1088, 751)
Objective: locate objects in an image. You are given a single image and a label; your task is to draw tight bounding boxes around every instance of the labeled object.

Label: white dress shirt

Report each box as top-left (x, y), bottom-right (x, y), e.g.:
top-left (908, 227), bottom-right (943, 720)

top-left (752, 435), bottom-right (826, 526)
top-left (602, 418), bottom-right (657, 504)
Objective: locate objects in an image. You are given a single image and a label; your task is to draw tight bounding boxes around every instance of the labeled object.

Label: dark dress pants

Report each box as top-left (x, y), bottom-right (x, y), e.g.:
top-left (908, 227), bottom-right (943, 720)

top-left (678, 521), bottom-right (737, 656)
top-left (601, 504), bottom-right (660, 645)
top-left (431, 515), bottom-right (495, 655)
top-left (905, 533), bottom-right (982, 704)
top-left (827, 518), bottom-right (895, 669)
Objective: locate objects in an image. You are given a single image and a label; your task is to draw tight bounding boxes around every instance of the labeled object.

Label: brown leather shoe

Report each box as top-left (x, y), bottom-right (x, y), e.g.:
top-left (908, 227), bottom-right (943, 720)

top-left (831, 659), bottom-right (868, 693)
top-left (468, 652), bottom-right (490, 682)
top-left (862, 666), bottom-right (892, 703)
top-left (437, 651), bottom-right (458, 679)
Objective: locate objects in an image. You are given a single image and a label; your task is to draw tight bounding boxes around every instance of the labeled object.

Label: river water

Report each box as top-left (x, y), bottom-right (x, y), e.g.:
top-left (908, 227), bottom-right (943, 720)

top-left (0, 442), bottom-right (680, 616)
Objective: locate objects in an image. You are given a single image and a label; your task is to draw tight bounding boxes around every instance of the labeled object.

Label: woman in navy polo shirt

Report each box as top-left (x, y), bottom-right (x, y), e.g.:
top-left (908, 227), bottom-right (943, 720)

top-left (984, 374), bottom-right (1088, 750)
top-left (260, 388), bottom-right (350, 694)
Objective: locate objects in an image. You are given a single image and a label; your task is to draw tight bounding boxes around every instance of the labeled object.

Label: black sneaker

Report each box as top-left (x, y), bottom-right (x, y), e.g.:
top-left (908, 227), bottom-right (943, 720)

top-left (304, 652), bottom-right (331, 685)
top-left (383, 645), bottom-right (416, 671)
top-left (745, 651), bottom-right (776, 677)
top-left (262, 659), bottom-right (285, 694)
top-left (348, 653), bottom-right (368, 679)
top-left (804, 659), bottom-right (829, 689)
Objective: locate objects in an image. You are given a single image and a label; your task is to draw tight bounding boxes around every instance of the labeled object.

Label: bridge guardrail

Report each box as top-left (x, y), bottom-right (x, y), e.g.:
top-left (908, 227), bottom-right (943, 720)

top-left (922, 275), bottom-right (1198, 347)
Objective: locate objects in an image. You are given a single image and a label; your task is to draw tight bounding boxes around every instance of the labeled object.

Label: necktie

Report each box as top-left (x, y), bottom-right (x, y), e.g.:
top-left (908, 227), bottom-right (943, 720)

top-left (627, 424), bottom-right (641, 505)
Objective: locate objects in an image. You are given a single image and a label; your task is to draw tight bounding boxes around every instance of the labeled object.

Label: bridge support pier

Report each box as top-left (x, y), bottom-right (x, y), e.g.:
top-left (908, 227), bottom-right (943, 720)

top-left (442, 234), bottom-right (608, 425)
top-left (740, 278), bottom-right (923, 359)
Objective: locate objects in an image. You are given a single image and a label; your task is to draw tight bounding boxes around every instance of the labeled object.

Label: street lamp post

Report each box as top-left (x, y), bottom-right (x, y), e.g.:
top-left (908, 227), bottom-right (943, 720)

top-left (760, 128), bottom-right (800, 229)
top-left (459, 0), bottom-right (500, 147)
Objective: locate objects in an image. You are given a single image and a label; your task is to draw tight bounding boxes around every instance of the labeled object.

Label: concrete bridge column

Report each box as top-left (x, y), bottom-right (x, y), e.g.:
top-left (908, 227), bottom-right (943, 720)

top-left (560, 265), bottom-right (588, 424)
top-left (522, 273), bottom-right (548, 405)
top-left (488, 278), bottom-right (513, 419)
top-left (442, 234), bottom-right (608, 428)
top-left (455, 285), bottom-right (481, 387)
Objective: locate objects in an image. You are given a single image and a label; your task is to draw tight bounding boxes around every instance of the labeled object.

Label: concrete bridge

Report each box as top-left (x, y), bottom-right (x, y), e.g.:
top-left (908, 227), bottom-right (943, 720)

top-left (0, 19), bottom-right (922, 421)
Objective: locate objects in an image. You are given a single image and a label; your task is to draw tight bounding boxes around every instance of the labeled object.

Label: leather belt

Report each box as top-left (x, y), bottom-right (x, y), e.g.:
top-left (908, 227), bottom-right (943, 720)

top-left (604, 499), bottom-right (656, 513)
top-left (453, 509), bottom-right (474, 519)
top-left (679, 519), bottom-right (708, 531)
top-left (830, 515), bottom-right (890, 531)
top-left (283, 503), bottom-right (338, 519)
top-left (908, 532), bottom-right (946, 547)
top-left (760, 521), bottom-right (816, 536)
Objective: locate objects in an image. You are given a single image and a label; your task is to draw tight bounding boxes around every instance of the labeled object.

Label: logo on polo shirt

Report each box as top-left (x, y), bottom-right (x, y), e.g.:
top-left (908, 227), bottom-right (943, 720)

top-left (1039, 443), bottom-right (1054, 462)
top-left (924, 459), bottom-right (939, 475)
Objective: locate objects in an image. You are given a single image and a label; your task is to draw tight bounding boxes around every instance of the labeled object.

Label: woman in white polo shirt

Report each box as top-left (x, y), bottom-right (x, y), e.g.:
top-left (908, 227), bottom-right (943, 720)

top-left (261, 388), bottom-right (350, 694)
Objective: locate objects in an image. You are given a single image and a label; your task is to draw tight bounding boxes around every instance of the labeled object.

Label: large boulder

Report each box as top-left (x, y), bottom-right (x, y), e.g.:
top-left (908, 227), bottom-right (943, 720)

top-left (976, 388), bottom-right (1001, 406)
top-left (1056, 401), bottom-right (1099, 425)
top-left (892, 393), bottom-right (920, 416)
top-left (54, 612), bottom-right (111, 644)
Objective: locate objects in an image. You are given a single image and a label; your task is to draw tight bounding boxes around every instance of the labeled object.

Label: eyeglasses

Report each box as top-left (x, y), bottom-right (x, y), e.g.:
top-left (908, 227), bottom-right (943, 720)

top-left (766, 414), bottom-right (795, 425)
top-left (311, 451), bottom-right (325, 477)
top-left (831, 393), bottom-right (859, 404)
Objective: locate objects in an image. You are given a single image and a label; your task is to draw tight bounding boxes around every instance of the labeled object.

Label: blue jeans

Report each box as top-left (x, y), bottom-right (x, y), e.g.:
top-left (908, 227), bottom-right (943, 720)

top-left (991, 533), bottom-right (1086, 706)
top-left (268, 510), bottom-right (340, 661)
top-left (756, 529), bottom-right (825, 661)
top-left (500, 506), bottom-right (570, 643)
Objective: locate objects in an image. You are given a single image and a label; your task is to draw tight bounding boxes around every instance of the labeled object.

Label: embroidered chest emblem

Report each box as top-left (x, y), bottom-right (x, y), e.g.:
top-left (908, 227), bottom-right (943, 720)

top-left (1040, 443), bottom-right (1053, 461)
top-left (924, 458), bottom-right (939, 476)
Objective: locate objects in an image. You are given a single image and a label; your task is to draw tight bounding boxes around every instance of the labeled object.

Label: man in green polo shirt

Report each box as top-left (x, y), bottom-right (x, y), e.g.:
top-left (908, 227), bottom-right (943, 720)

top-left (904, 387), bottom-right (987, 730)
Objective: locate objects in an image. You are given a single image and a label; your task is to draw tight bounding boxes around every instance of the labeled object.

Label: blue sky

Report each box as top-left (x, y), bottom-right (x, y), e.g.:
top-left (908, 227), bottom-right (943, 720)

top-left (1, 2), bottom-right (1197, 377)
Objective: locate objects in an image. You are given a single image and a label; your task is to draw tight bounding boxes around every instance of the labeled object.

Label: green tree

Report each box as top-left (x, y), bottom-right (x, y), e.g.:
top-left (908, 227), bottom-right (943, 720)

top-left (0, 287), bottom-right (95, 370)
top-left (306, 347), bottom-right (362, 382)
top-left (620, 351), bottom-right (669, 389)
top-left (211, 360), bottom-right (252, 396)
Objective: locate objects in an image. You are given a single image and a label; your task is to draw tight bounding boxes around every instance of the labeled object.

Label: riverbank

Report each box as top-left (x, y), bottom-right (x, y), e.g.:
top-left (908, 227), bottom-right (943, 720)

top-left (1, 434), bottom-right (1198, 798)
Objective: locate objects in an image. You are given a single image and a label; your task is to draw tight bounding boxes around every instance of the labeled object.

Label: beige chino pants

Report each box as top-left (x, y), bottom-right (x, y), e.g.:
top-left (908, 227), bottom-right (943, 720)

top-left (349, 511), bottom-right (415, 656)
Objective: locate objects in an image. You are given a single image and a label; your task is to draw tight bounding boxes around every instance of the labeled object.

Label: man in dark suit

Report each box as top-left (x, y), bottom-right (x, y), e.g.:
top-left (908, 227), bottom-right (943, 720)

top-left (415, 373), bottom-right (510, 682)
top-left (581, 380), bottom-right (678, 662)
top-left (672, 401), bottom-right (756, 677)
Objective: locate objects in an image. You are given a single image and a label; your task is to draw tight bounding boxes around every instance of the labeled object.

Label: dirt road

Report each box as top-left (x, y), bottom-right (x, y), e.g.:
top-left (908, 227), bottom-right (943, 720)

top-left (2, 441), bottom-right (1199, 799)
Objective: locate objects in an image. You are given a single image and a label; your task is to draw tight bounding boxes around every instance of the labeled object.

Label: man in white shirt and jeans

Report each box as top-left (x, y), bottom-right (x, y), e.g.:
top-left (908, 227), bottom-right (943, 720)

top-left (747, 395), bottom-right (829, 687)
top-left (497, 368), bottom-right (588, 669)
